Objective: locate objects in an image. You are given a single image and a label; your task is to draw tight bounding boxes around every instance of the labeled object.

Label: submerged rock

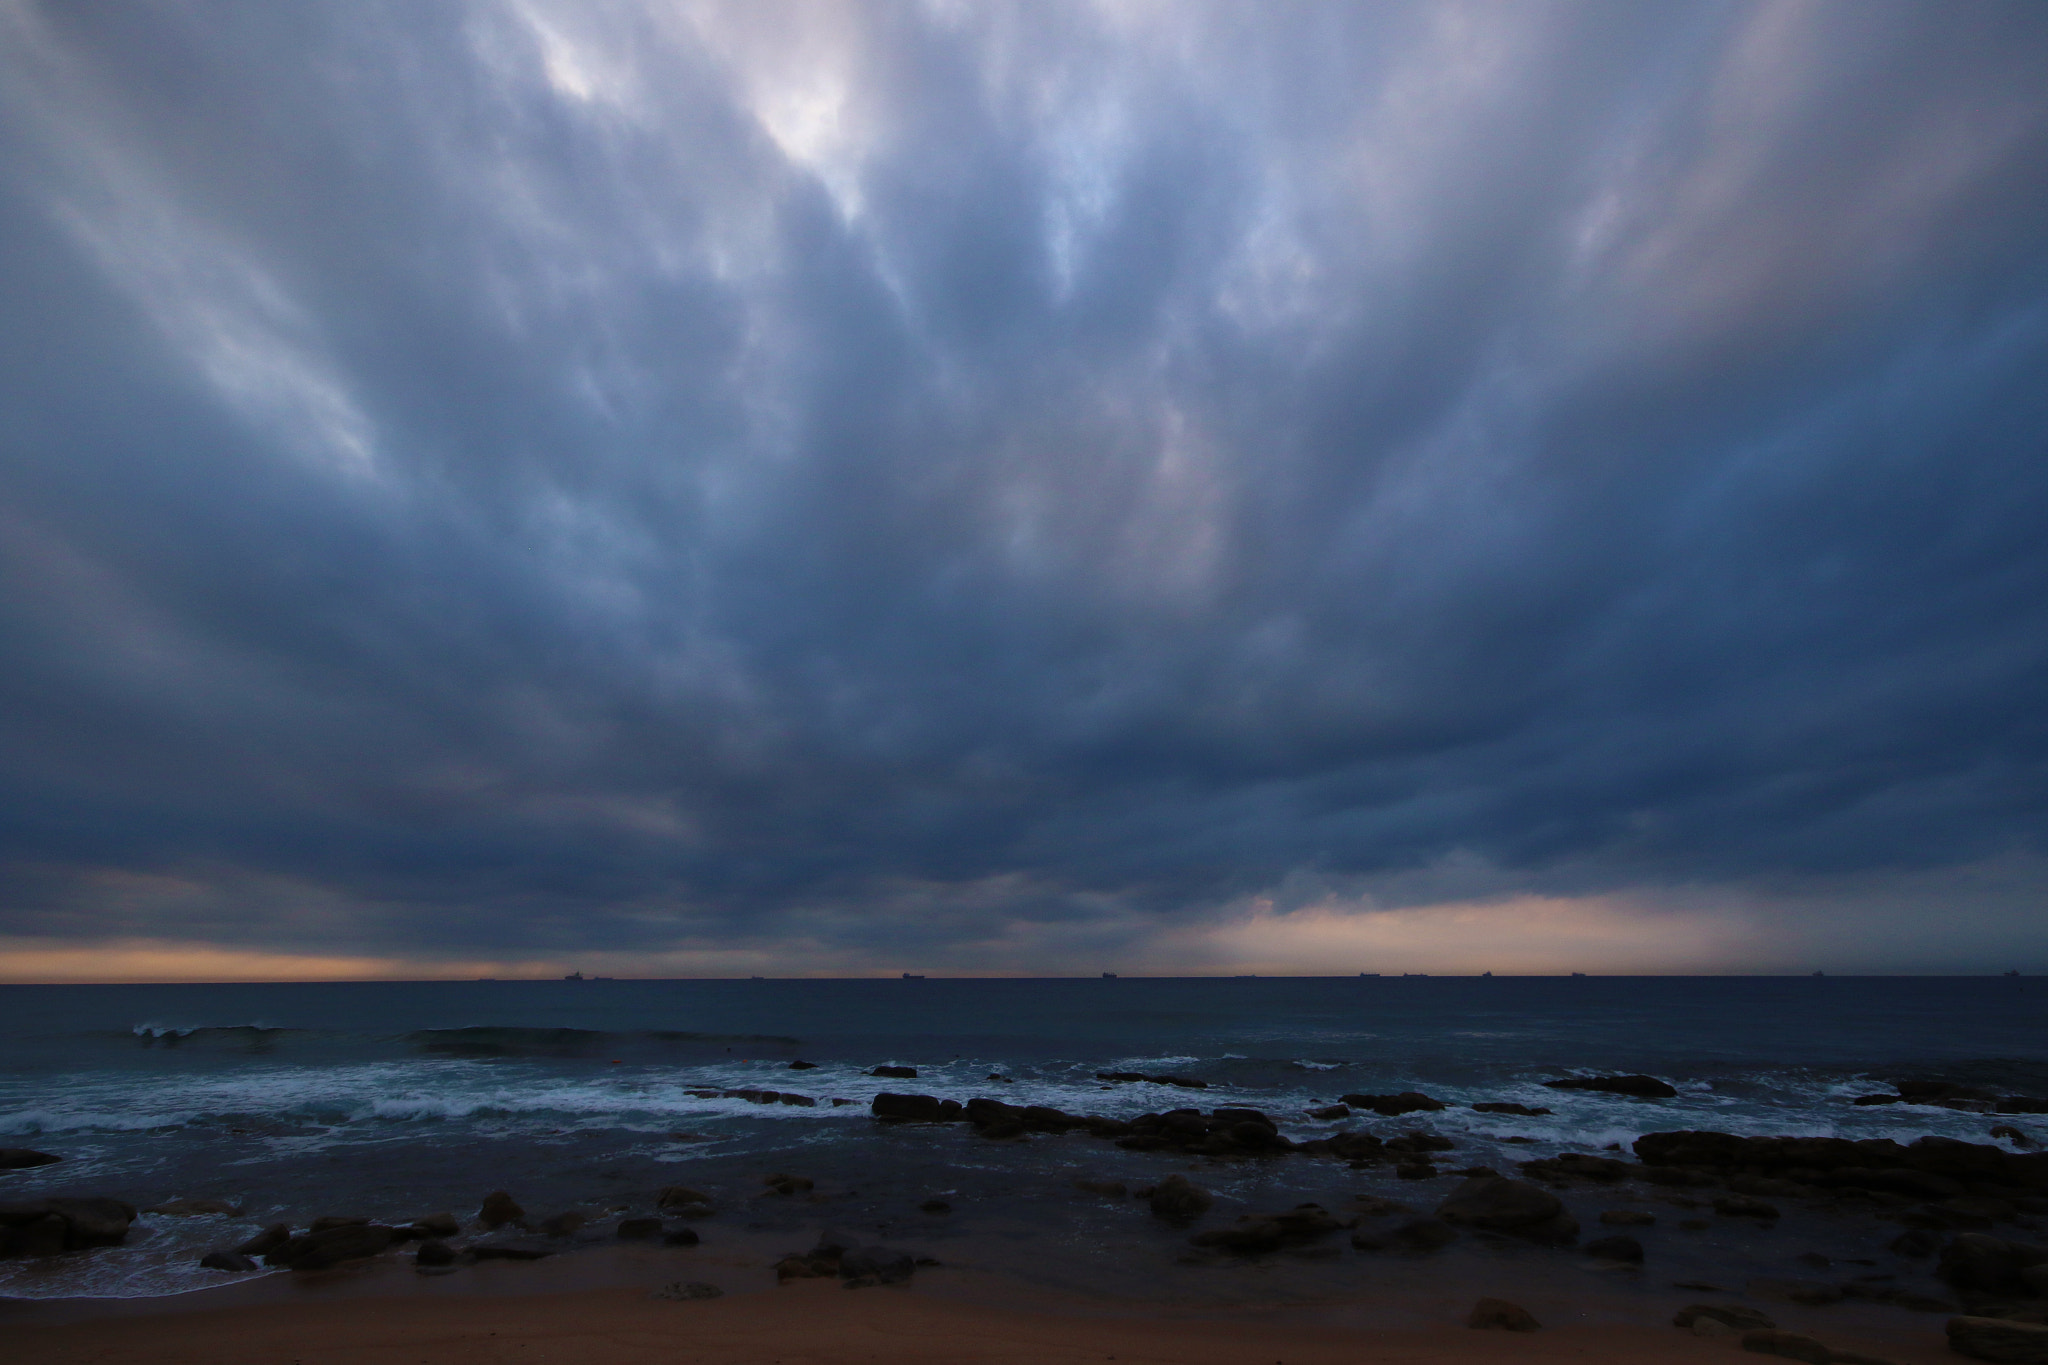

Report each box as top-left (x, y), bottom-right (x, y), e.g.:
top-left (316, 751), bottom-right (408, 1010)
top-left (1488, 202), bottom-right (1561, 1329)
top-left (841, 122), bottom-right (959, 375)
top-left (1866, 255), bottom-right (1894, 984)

top-left (1471, 1102), bottom-right (1551, 1116)
top-left (0, 1149), bottom-right (62, 1170)
top-left (1339, 1092), bottom-right (1446, 1116)
top-left (1435, 1176), bottom-right (1577, 1243)
top-left (1544, 1074), bottom-right (1678, 1098)
top-left (478, 1190), bottom-right (525, 1229)
top-left (1142, 1174), bottom-right (1213, 1224)
top-left (869, 1065), bottom-right (918, 1078)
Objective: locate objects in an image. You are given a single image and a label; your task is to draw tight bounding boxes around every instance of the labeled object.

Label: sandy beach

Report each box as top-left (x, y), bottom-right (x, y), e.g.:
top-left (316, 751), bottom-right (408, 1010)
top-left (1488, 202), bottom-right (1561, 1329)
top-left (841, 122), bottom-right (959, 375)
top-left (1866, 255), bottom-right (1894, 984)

top-left (2, 1274), bottom-right (1962, 1365)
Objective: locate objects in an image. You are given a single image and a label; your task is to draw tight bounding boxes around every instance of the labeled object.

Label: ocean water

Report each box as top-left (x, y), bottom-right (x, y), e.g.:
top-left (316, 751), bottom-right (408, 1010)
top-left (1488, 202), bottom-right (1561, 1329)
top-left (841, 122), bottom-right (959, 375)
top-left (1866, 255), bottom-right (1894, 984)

top-left (3, 975), bottom-right (2044, 1305)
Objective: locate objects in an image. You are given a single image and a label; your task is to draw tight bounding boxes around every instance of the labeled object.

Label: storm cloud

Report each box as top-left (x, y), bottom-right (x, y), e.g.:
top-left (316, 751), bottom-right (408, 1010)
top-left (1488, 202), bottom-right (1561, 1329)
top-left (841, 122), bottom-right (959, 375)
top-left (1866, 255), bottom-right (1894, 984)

top-left (2, 1), bottom-right (2045, 976)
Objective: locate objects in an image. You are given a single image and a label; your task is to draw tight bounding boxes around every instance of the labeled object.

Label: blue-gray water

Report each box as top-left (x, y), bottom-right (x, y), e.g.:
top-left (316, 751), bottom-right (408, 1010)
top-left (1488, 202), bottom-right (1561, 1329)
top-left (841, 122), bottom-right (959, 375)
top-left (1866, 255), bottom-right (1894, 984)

top-left (3, 975), bottom-right (2044, 1302)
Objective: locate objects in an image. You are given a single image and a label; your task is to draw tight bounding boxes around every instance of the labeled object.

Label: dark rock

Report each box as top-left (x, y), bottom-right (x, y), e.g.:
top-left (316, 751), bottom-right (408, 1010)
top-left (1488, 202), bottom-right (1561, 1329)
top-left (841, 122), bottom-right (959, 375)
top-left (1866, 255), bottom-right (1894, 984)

top-left (651, 1280), bottom-right (722, 1300)
top-left (1471, 1102), bottom-right (1551, 1116)
top-left (1675, 1303), bottom-right (1776, 1331)
top-left (840, 1244), bottom-right (915, 1286)
top-left (1714, 1194), bottom-right (1781, 1219)
top-left (1521, 1153), bottom-right (1631, 1183)
top-left (540, 1211), bottom-right (588, 1237)
top-left (0, 1149), bottom-right (62, 1169)
top-left (618, 1217), bottom-right (663, 1239)
top-left (918, 1199), bottom-right (951, 1214)
top-left (774, 1253), bottom-right (832, 1281)
top-left (1468, 1297), bottom-right (1540, 1331)
top-left (1747, 1278), bottom-right (1844, 1306)
top-left (1072, 1179), bottom-right (1127, 1197)
top-left (414, 1239), bottom-right (456, 1266)
top-left (1144, 1174), bottom-right (1213, 1224)
top-left (1190, 1204), bottom-right (1341, 1254)
top-left (763, 1173), bottom-right (814, 1196)
top-left (1340, 1091), bottom-right (1447, 1116)
top-left (1436, 1176), bottom-right (1576, 1243)
top-left (0, 1198), bottom-right (138, 1255)
top-left (1583, 1234), bottom-right (1644, 1263)
top-left (1386, 1131), bottom-right (1455, 1153)
top-left (656, 1186), bottom-right (713, 1212)
top-left (266, 1223), bottom-right (397, 1270)
top-left (1949, 1314), bottom-right (2048, 1362)
top-left (663, 1225), bottom-right (701, 1246)
top-left (1390, 1217), bottom-right (1458, 1251)
top-left (4, 1213), bottom-right (69, 1256)
top-left (1307, 1105), bottom-right (1351, 1120)
top-left (1891, 1228), bottom-right (1942, 1257)
top-left (1739, 1329), bottom-right (1832, 1363)
top-left (1853, 1094), bottom-right (1903, 1106)
top-left (1395, 1161), bottom-right (1438, 1180)
top-left (478, 1191), bottom-right (524, 1228)
top-left (1544, 1074), bottom-right (1678, 1098)
top-left (234, 1223), bottom-right (292, 1257)
top-left (788, 1060), bottom-right (819, 1069)
top-left (308, 1215), bottom-right (370, 1234)
top-left (870, 1092), bottom-right (962, 1123)
top-left (409, 1211), bottom-right (459, 1238)
top-left (1600, 1209), bottom-right (1656, 1226)
top-left (470, 1239), bottom-right (553, 1261)
top-left (1940, 1233), bottom-right (2048, 1295)
top-left (1633, 1130), bottom-right (2048, 1192)
top-left (148, 1198), bottom-right (240, 1217)
top-left (199, 1250), bottom-right (257, 1272)
top-left (869, 1065), bottom-right (918, 1078)
top-left (1995, 1127), bottom-right (2036, 1148)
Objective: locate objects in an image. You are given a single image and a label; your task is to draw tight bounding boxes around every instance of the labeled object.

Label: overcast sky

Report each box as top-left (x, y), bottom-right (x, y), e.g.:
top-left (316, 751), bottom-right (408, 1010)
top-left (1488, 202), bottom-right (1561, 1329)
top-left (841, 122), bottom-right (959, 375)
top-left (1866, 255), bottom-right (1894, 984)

top-left (2, 1), bottom-right (2045, 980)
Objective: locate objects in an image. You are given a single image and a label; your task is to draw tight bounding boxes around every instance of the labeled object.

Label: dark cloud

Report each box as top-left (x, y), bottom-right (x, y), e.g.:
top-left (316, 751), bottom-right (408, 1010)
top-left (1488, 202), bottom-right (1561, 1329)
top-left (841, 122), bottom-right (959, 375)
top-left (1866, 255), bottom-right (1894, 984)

top-left (1, 0), bottom-right (2046, 967)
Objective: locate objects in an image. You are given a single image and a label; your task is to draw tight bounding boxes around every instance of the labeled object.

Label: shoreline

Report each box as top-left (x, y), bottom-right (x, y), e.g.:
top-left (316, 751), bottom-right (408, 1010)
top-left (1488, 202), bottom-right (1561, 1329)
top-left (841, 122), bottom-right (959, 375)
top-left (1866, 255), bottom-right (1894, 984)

top-left (0, 1266), bottom-right (1960, 1365)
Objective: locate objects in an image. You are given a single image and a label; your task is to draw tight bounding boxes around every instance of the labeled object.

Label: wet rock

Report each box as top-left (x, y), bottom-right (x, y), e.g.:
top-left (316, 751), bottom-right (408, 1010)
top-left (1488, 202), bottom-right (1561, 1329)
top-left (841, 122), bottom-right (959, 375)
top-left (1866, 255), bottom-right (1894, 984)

top-left (774, 1253), bottom-right (832, 1281)
top-left (199, 1250), bottom-right (257, 1271)
top-left (478, 1190), bottom-right (525, 1229)
top-left (1072, 1179), bottom-right (1127, 1197)
top-left (1190, 1204), bottom-right (1342, 1255)
top-left (0, 1197), bottom-right (138, 1256)
top-left (0, 1149), bottom-right (62, 1169)
top-left (763, 1174), bottom-right (814, 1196)
top-left (1739, 1329), bottom-right (1832, 1363)
top-left (1675, 1303), bottom-right (1777, 1331)
top-left (148, 1198), bottom-right (242, 1217)
top-left (663, 1225), bottom-right (701, 1246)
top-left (651, 1280), bottom-right (723, 1300)
top-left (266, 1223), bottom-right (397, 1270)
top-left (1386, 1131), bottom-right (1455, 1154)
top-left (1435, 1176), bottom-right (1577, 1243)
top-left (1353, 1216), bottom-right (1456, 1252)
top-left (410, 1212), bottom-right (459, 1238)
top-left (1583, 1234), bottom-right (1644, 1263)
top-left (656, 1186), bottom-right (713, 1212)
top-left (1467, 1297), bottom-right (1540, 1331)
top-left (1394, 1162), bottom-right (1438, 1180)
top-left (414, 1240), bottom-right (455, 1266)
top-left (870, 1092), bottom-right (963, 1123)
top-left (1940, 1233), bottom-right (2048, 1296)
top-left (1634, 1130), bottom-right (2048, 1191)
top-left (470, 1239), bottom-right (553, 1261)
top-left (308, 1215), bottom-right (369, 1234)
top-left (540, 1210), bottom-right (588, 1237)
top-left (234, 1223), bottom-right (293, 1257)
top-left (617, 1217), bottom-right (663, 1240)
top-left (1998, 1127), bottom-right (2041, 1148)
top-left (1544, 1074), bottom-right (1678, 1098)
top-left (918, 1199), bottom-right (951, 1214)
top-left (1471, 1102), bottom-right (1551, 1116)
top-left (1713, 1194), bottom-right (1781, 1219)
top-left (1307, 1104), bottom-right (1351, 1120)
top-left (788, 1060), bottom-right (819, 1070)
top-left (1948, 1314), bottom-right (2048, 1362)
top-left (1339, 1091), bottom-right (1447, 1116)
top-left (1095, 1071), bottom-right (1207, 1088)
top-left (840, 1244), bottom-right (915, 1286)
top-left (869, 1065), bottom-right (918, 1078)
top-left (1143, 1174), bottom-right (1213, 1224)
top-left (1521, 1153), bottom-right (1632, 1183)
top-left (1600, 1209), bottom-right (1656, 1226)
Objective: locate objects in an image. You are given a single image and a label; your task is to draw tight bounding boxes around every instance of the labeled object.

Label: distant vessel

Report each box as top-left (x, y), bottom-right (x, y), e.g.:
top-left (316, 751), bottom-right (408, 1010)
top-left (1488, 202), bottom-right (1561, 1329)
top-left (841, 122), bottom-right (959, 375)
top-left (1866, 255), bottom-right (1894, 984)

top-left (1570, 972), bottom-right (1586, 978)
top-left (901, 972), bottom-right (925, 979)
top-left (1358, 972), bottom-right (1379, 977)
top-left (1481, 971), bottom-right (1493, 978)
top-left (1812, 970), bottom-right (1825, 978)
top-left (2006, 970), bottom-right (2022, 977)
top-left (563, 971), bottom-right (585, 981)
top-left (1101, 972), bottom-right (1117, 978)
top-left (1403, 973), bottom-right (1428, 977)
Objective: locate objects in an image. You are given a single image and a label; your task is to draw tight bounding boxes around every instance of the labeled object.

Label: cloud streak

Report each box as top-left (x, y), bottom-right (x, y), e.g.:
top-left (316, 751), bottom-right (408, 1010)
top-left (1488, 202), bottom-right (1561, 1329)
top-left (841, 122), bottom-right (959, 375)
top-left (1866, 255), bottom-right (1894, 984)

top-left (0, 1), bottom-right (2045, 976)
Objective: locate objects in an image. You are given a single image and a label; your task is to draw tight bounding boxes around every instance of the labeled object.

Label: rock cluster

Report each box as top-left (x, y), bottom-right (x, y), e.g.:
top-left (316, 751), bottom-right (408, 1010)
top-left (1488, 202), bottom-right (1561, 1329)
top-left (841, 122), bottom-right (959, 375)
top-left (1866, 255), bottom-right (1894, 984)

top-left (1544, 1074), bottom-right (1679, 1098)
top-left (1340, 1092), bottom-right (1446, 1116)
top-left (773, 1230), bottom-right (921, 1287)
top-left (0, 1198), bottom-right (136, 1256)
top-left (1188, 1203), bottom-right (1342, 1254)
top-left (1434, 1176), bottom-right (1579, 1243)
top-left (1096, 1071), bottom-right (1209, 1088)
top-left (1854, 1081), bottom-right (2048, 1116)
top-left (686, 1086), bottom-right (819, 1107)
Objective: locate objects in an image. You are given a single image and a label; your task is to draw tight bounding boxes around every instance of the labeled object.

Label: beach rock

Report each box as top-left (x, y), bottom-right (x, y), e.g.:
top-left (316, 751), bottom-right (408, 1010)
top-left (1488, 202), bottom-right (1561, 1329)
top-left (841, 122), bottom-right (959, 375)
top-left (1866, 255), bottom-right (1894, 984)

top-left (1521, 1152), bottom-right (1631, 1183)
top-left (1307, 1105), bottom-right (1351, 1120)
top-left (413, 1239), bottom-right (455, 1266)
top-left (1676, 1303), bottom-right (1777, 1331)
top-left (617, 1217), bottom-right (663, 1239)
top-left (1467, 1297), bottom-right (1540, 1331)
top-left (656, 1186), bottom-right (713, 1212)
top-left (540, 1211), bottom-right (588, 1237)
top-left (0, 1197), bottom-right (138, 1255)
top-left (663, 1225), bottom-right (701, 1246)
top-left (1340, 1092), bottom-right (1447, 1116)
top-left (266, 1223), bottom-right (397, 1270)
top-left (1714, 1194), bottom-right (1782, 1219)
top-left (763, 1174), bottom-right (814, 1196)
top-left (1939, 1233), bottom-right (2048, 1295)
top-left (234, 1223), bottom-right (293, 1257)
top-left (470, 1239), bottom-right (553, 1261)
top-left (1471, 1102), bottom-right (1551, 1116)
top-left (1190, 1205), bottom-right (1341, 1254)
top-left (774, 1253), bottom-right (832, 1281)
top-left (410, 1212), bottom-right (460, 1239)
top-left (308, 1215), bottom-right (370, 1234)
top-left (1144, 1175), bottom-right (1213, 1224)
top-left (840, 1244), bottom-right (915, 1286)
top-left (1583, 1234), bottom-right (1644, 1263)
top-left (0, 1149), bottom-right (62, 1169)
top-left (1739, 1329), bottom-right (1833, 1363)
top-left (148, 1198), bottom-right (240, 1217)
top-left (651, 1280), bottom-right (723, 1300)
top-left (870, 1092), bottom-right (961, 1123)
top-left (1544, 1074), bottom-right (1678, 1098)
top-left (199, 1250), bottom-right (257, 1272)
top-left (869, 1065), bottom-right (918, 1078)
top-left (1948, 1315), bottom-right (2048, 1362)
top-left (478, 1191), bottom-right (525, 1228)
top-left (1435, 1176), bottom-right (1576, 1243)
top-left (1600, 1209), bottom-right (1656, 1225)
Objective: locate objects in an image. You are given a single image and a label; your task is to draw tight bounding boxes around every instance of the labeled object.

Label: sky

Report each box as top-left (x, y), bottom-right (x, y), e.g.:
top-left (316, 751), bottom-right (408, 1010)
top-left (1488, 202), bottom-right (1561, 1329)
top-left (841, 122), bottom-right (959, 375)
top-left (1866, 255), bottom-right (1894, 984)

top-left (1, 0), bottom-right (2046, 982)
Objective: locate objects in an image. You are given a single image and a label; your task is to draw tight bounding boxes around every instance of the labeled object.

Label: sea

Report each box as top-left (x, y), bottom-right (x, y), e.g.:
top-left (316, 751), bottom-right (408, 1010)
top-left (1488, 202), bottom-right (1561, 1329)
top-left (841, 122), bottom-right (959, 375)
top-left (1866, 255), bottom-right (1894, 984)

top-left (3, 975), bottom-right (2045, 1309)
